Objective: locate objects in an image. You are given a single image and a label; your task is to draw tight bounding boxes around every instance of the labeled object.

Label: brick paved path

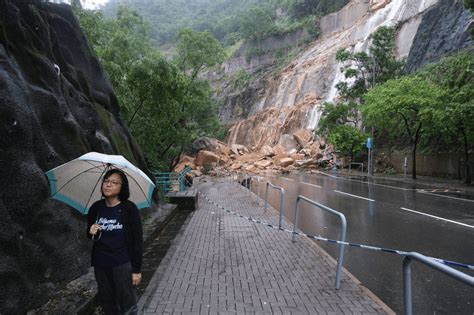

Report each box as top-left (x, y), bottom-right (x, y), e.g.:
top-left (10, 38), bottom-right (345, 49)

top-left (139, 178), bottom-right (392, 314)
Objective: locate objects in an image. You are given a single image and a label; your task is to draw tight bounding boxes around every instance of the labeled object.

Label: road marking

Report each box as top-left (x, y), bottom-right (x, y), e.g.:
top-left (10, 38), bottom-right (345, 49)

top-left (334, 190), bottom-right (375, 202)
top-left (283, 178), bottom-right (295, 181)
top-left (400, 207), bottom-right (474, 229)
top-left (417, 190), bottom-right (474, 203)
top-left (319, 171), bottom-right (338, 179)
top-left (301, 182), bottom-right (322, 189)
top-left (318, 171), bottom-right (413, 191)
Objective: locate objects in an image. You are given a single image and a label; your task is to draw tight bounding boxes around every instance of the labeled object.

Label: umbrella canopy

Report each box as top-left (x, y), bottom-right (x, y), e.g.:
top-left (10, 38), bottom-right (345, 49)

top-left (45, 152), bottom-right (155, 214)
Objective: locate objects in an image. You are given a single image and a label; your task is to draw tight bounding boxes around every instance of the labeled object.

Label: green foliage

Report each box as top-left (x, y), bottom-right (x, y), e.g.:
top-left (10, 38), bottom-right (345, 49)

top-left (283, 0), bottom-right (349, 19)
top-left (316, 26), bottom-right (405, 162)
top-left (327, 125), bottom-right (368, 159)
top-left (362, 76), bottom-right (446, 178)
top-left (318, 102), bottom-right (359, 135)
top-left (335, 26), bottom-right (405, 102)
top-left (231, 69), bottom-right (252, 89)
top-left (417, 51), bottom-right (474, 182)
top-left (464, 0), bottom-right (474, 12)
top-left (240, 5), bottom-right (275, 41)
top-left (101, 0), bottom-right (347, 48)
top-left (245, 47), bottom-right (266, 63)
top-left (175, 28), bottom-right (226, 80)
top-left (75, 6), bottom-right (224, 171)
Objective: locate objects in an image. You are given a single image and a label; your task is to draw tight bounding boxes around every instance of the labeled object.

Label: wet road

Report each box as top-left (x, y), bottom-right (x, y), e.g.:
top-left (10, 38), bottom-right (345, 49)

top-left (251, 172), bottom-right (474, 314)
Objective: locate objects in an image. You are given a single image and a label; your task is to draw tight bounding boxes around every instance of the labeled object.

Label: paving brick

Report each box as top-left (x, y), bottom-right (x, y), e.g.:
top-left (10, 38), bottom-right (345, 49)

top-left (138, 178), bottom-right (392, 314)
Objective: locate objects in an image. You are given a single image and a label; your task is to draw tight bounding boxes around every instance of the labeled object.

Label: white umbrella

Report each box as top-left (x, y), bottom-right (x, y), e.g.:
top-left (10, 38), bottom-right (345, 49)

top-left (45, 152), bottom-right (155, 214)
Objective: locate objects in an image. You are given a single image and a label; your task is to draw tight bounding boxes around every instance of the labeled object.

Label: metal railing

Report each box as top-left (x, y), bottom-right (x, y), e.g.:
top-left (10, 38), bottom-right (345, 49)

top-left (292, 195), bottom-right (347, 289)
top-left (263, 182), bottom-right (285, 228)
top-left (153, 166), bottom-right (192, 195)
top-left (403, 252), bottom-right (474, 315)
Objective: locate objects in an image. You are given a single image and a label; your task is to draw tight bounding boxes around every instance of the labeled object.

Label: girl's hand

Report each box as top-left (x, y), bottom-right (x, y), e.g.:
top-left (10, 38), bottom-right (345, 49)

top-left (132, 273), bottom-right (142, 286)
top-left (89, 223), bottom-right (101, 235)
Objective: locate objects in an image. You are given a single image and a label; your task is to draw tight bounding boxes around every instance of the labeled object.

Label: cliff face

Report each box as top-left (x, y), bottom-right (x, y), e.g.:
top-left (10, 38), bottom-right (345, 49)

top-left (0, 1), bottom-right (148, 312)
top-left (405, 0), bottom-right (473, 72)
top-left (219, 0), bottom-right (473, 148)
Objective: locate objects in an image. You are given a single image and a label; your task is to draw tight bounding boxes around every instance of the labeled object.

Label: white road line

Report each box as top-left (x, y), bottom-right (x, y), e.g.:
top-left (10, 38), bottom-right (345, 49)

top-left (301, 182), bottom-right (322, 189)
top-left (334, 190), bottom-right (375, 202)
top-left (319, 171), bottom-right (338, 179)
top-left (283, 178), bottom-right (295, 181)
top-left (319, 171), bottom-right (412, 191)
top-left (417, 190), bottom-right (474, 203)
top-left (400, 207), bottom-right (474, 229)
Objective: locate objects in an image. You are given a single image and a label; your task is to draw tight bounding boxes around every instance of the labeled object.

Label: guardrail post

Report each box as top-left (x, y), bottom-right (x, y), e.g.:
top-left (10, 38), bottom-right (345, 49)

top-left (402, 252), bottom-right (474, 314)
top-left (403, 256), bottom-right (413, 315)
top-left (292, 195), bottom-right (347, 289)
top-left (263, 182), bottom-right (285, 227)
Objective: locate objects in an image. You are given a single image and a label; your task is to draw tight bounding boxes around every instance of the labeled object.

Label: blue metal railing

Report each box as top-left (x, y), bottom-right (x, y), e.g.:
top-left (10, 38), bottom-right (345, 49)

top-left (153, 166), bottom-right (192, 195)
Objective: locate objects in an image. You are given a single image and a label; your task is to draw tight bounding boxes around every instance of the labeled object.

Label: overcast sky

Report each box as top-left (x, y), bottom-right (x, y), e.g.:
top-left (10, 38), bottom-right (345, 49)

top-left (80, 0), bottom-right (109, 9)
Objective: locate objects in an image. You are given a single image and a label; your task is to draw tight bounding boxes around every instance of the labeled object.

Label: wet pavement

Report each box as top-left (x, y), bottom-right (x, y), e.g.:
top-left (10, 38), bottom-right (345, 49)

top-left (258, 171), bottom-right (474, 314)
top-left (138, 178), bottom-right (393, 314)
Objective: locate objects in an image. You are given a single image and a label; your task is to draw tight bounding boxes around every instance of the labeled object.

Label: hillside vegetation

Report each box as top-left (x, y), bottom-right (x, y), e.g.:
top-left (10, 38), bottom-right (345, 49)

top-left (102, 0), bottom-right (348, 47)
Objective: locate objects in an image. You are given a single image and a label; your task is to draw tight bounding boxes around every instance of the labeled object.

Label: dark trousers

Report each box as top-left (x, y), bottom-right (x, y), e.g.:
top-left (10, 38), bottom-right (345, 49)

top-left (94, 262), bottom-right (138, 315)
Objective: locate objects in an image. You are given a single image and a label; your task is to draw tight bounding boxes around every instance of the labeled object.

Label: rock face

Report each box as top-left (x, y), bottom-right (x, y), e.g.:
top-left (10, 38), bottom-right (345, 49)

top-left (405, 0), bottom-right (473, 72)
top-left (0, 1), bottom-right (149, 313)
top-left (219, 0), bottom-right (473, 149)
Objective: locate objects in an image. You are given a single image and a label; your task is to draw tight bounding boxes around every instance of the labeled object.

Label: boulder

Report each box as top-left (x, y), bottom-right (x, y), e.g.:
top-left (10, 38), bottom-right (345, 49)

top-left (260, 145), bottom-right (275, 157)
top-left (278, 134), bottom-right (300, 152)
top-left (272, 154), bottom-right (289, 166)
top-left (174, 155), bottom-right (196, 172)
top-left (254, 159), bottom-right (273, 168)
top-left (195, 150), bottom-right (220, 166)
top-left (230, 162), bottom-right (243, 170)
top-left (280, 158), bottom-right (295, 168)
top-left (244, 164), bottom-right (257, 172)
top-left (293, 129), bottom-right (313, 148)
top-left (290, 153), bottom-right (305, 161)
top-left (231, 143), bottom-right (248, 155)
top-left (272, 144), bottom-right (287, 157)
top-left (186, 137), bottom-right (218, 156)
top-left (216, 141), bottom-right (230, 156)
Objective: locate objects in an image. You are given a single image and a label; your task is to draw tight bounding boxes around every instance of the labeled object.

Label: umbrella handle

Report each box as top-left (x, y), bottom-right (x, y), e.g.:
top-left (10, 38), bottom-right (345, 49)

top-left (92, 232), bottom-right (102, 241)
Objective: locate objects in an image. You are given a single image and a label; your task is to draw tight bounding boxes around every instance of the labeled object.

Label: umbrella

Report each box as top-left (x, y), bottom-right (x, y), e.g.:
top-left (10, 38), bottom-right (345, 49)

top-left (45, 152), bottom-right (155, 214)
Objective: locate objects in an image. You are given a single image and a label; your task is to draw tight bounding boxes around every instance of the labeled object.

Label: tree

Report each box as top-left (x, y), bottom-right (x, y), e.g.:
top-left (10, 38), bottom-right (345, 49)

top-left (317, 26), bottom-right (405, 166)
top-left (335, 26), bottom-right (405, 103)
top-left (363, 76), bottom-right (445, 179)
top-left (327, 125), bottom-right (368, 161)
top-left (419, 52), bottom-right (474, 183)
top-left (175, 28), bottom-right (226, 81)
top-left (75, 6), bottom-right (223, 171)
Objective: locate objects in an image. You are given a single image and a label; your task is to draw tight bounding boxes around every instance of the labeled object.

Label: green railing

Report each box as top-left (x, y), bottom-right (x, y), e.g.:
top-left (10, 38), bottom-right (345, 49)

top-left (153, 166), bottom-right (192, 195)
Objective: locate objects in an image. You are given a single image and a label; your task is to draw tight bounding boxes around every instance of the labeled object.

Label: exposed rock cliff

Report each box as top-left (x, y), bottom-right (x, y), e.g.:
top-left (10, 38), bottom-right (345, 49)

top-left (219, 0), bottom-right (472, 149)
top-left (0, 1), bottom-right (149, 312)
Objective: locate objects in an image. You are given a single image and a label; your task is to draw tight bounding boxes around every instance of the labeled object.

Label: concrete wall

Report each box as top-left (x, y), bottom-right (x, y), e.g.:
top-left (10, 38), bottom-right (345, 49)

top-left (388, 152), bottom-right (474, 179)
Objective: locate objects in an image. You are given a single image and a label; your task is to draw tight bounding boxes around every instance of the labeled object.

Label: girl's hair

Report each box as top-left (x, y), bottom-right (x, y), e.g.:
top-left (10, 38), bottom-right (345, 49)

top-left (102, 168), bottom-right (130, 201)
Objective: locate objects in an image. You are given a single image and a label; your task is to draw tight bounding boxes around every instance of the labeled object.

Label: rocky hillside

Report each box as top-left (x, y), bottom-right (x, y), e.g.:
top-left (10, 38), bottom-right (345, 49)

top-left (0, 1), bottom-right (149, 312)
top-left (218, 0), bottom-right (473, 149)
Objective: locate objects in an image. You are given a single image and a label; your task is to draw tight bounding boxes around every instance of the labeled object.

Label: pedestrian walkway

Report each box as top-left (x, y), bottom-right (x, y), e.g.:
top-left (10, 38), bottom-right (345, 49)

top-left (139, 178), bottom-right (393, 314)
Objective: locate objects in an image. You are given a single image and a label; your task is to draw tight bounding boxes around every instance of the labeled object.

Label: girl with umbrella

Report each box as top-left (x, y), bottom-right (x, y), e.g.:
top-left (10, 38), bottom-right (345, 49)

top-left (87, 169), bottom-right (143, 315)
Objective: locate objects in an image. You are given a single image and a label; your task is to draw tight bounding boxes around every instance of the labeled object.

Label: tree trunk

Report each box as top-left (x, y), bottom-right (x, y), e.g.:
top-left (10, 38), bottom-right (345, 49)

top-left (461, 127), bottom-right (471, 184)
top-left (411, 123), bottom-right (422, 180)
top-left (411, 141), bottom-right (417, 180)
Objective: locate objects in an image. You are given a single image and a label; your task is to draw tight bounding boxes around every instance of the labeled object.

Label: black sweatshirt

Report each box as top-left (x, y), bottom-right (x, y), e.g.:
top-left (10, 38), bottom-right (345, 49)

top-left (87, 199), bottom-right (143, 273)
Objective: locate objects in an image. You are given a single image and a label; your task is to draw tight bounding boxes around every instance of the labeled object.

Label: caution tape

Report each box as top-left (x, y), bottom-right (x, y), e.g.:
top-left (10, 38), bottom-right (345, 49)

top-left (198, 191), bottom-right (474, 271)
